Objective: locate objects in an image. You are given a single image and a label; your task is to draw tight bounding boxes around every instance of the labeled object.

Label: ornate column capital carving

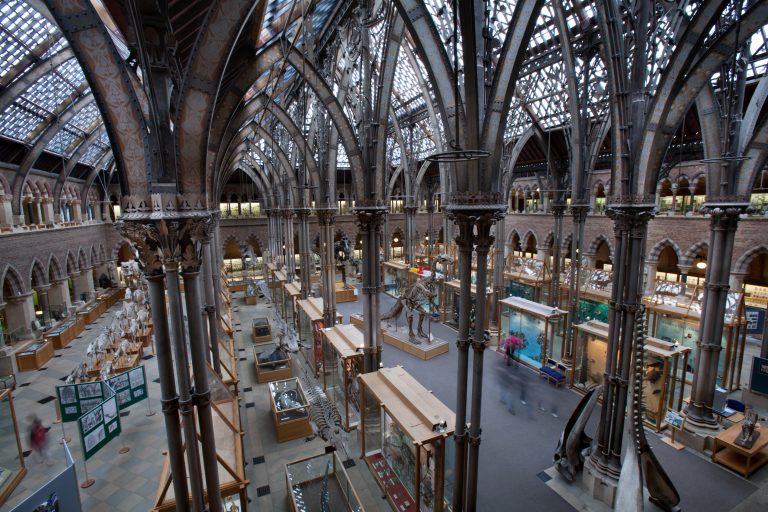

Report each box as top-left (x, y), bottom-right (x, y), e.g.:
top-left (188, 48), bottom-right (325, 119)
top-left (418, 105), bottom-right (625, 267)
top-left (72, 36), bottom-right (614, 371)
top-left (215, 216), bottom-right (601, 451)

top-left (605, 205), bottom-right (654, 238)
top-left (570, 204), bottom-right (590, 222)
top-left (316, 208), bottom-right (336, 226)
top-left (353, 206), bottom-right (387, 233)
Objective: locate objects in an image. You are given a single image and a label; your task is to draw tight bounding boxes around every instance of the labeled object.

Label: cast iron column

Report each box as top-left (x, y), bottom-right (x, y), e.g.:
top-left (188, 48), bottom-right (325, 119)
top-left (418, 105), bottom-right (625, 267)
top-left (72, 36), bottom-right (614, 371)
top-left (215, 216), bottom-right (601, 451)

top-left (317, 208), bottom-right (337, 327)
top-left (465, 215), bottom-right (496, 511)
top-left (488, 218), bottom-right (505, 342)
top-left (687, 204), bottom-right (745, 430)
top-left (549, 203), bottom-right (565, 307)
top-left (296, 208), bottom-right (312, 299)
top-left (563, 205), bottom-right (588, 365)
top-left (165, 258), bottom-right (206, 512)
top-left (283, 209), bottom-right (296, 281)
top-left (201, 221), bottom-right (222, 376)
top-left (590, 204), bottom-right (652, 478)
top-left (355, 205), bottom-right (386, 372)
top-left (146, 273), bottom-right (190, 511)
top-left (404, 205), bottom-right (417, 266)
top-left (36, 286), bottom-right (50, 325)
top-left (382, 212), bottom-right (391, 262)
top-left (181, 258), bottom-right (222, 512)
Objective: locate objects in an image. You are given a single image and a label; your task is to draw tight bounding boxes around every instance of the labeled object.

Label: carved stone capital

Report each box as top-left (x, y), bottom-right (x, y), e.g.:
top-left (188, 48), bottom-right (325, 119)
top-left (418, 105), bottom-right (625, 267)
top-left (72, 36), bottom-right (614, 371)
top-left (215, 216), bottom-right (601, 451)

top-left (294, 208), bottom-right (311, 221)
top-left (605, 205), bottom-right (654, 238)
top-left (316, 208), bottom-right (336, 226)
top-left (702, 204), bottom-right (747, 231)
top-left (570, 204), bottom-right (590, 223)
top-left (116, 221), bottom-right (164, 276)
top-left (353, 206), bottom-right (387, 233)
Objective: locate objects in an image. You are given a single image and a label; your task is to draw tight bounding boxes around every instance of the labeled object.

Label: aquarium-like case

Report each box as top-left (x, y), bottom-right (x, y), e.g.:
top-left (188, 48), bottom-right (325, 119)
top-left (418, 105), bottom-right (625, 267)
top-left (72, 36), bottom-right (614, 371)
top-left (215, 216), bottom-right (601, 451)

top-left (498, 296), bottom-right (566, 368)
top-left (252, 317), bottom-right (272, 343)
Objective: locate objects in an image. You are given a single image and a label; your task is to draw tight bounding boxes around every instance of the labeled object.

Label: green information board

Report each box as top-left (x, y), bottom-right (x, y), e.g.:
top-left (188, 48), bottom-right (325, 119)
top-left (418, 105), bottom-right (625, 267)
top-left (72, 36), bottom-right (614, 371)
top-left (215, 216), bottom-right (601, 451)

top-left (107, 366), bottom-right (148, 410)
top-left (749, 356), bottom-right (768, 396)
top-left (56, 381), bottom-right (112, 423)
top-left (78, 394), bottom-right (121, 460)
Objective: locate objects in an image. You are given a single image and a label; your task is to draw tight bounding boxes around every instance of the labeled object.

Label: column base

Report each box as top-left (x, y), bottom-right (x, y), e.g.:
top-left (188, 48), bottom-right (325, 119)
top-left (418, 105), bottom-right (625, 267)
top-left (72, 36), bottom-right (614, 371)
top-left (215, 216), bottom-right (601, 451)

top-left (581, 457), bottom-right (618, 508)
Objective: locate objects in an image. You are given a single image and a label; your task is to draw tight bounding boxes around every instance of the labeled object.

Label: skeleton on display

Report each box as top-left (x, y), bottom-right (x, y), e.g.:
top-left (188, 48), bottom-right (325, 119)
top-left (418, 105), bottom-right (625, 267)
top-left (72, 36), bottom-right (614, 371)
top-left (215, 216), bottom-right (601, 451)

top-left (258, 314), bottom-right (300, 367)
top-left (124, 287), bottom-right (133, 302)
top-left (554, 305), bottom-right (680, 511)
top-left (334, 235), bottom-right (358, 290)
top-left (114, 339), bottom-right (130, 366)
top-left (100, 360), bottom-right (112, 381)
top-left (136, 307), bottom-right (149, 333)
top-left (66, 363), bottom-right (88, 384)
top-left (380, 254), bottom-right (451, 343)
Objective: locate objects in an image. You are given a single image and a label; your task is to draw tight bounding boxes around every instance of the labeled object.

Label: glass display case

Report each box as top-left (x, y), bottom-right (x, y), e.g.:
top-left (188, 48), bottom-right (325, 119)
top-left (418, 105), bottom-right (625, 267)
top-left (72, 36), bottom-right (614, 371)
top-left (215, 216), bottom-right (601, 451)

top-left (254, 340), bottom-right (293, 384)
top-left (642, 337), bottom-right (691, 432)
top-left (14, 340), bottom-right (54, 372)
top-left (283, 281), bottom-right (302, 329)
top-left (498, 297), bottom-right (566, 368)
top-left (245, 279), bottom-right (259, 305)
top-left (297, 298), bottom-right (342, 378)
top-left (152, 364), bottom-right (247, 511)
top-left (252, 317), bottom-right (272, 343)
top-left (645, 280), bottom-right (746, 391)
top-left (0, 389), bottom-right (25, 505)
top-left (444, 280), bottom-right (492, 332)
top-left (559, 265), bottom-right (613, 323)
top-left (285, 450), bottom-right (364, 512)
top-left (323, 325), bottom-right (364, 430)
top-left (383, 261), bottom-right (412, 299)
top-left (273, 269), bottom-right (288, 312)
top-left (269, 377), bottom-right (312, 442)
top-left (359, 367), bottom-right (455, 512)
top-left (504, 257), bottom-right (551, 303)
top-left (571, 320), bottom-right (610, 391)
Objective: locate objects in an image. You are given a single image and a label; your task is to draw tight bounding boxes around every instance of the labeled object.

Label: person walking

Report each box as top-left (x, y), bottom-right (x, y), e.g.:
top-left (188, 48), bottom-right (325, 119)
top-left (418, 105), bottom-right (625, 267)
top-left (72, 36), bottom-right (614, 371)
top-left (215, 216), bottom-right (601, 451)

top-left (29, 416), bottom-right (49, 464)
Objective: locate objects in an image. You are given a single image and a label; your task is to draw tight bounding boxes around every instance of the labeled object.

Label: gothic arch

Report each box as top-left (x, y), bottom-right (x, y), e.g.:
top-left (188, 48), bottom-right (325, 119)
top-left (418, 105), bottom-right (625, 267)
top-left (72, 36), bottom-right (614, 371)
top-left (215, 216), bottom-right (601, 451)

top-left (648, 239), bottom-right (682, 264)
top-left (522, 230), bottom-right (538, 252)
top-left (541, 231), bottom-right (555, 250)
top-left (1, 264), bottom-right (26, 301)
top-left (29, 258), bottom-right (48, 289)
top-left (47, 254), bottom-right (64, 282)
top-left (77, 247), bottom-right (89, 270)
top-left (734, 245), bottom-right (768, 275)
top-left (681, 240), bottom-right (710, 267)
top-left (587, 235), bottom-right (613, 260)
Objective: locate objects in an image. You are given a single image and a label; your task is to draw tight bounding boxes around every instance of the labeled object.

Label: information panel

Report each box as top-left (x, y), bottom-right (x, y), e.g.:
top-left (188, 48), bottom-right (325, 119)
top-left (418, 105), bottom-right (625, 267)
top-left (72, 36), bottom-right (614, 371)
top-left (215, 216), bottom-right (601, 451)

top-left (55, 381), bottom-right (112, 423)
top-left (78, 394), bottom-right (121, 461)
top-left (106, 366), bottom-right (148, 409)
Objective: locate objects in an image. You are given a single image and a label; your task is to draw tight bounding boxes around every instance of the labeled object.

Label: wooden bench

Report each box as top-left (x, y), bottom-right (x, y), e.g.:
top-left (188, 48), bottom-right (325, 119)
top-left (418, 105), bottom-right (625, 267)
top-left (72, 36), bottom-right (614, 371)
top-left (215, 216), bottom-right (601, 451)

top-left (539, 359), bottom-right (566, 387)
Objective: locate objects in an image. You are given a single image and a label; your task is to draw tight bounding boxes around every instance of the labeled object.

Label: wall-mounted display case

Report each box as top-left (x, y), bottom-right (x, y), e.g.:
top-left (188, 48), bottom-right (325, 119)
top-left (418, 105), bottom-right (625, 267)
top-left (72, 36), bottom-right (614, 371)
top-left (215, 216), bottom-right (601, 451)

top-left (359, 367), bottom-right (455, 512)
top-left (323, 325), bottom-right (364, 431)
top-left (504, 257), bottom-right (551, 303)
top-left (254, 340), bottom-right (293, 384)
top-left (285, 450), bottom-right (365, 512)
top-left (498, 297), bottom-right (566, 368)
top-left (571, 320), bottom-right (690, 431)
top-left (152, 365), bottom-right (247, 511)
top-left (383, 261), bottom-right (412, 299)
top-left (0, 389), bottom-right (25, 505)
top-left (645, 280), bottom-right (746, 391)
top-left (269, 377), bottom-right (312, 442)
top-left (444, 279), bottom-right (492, 332)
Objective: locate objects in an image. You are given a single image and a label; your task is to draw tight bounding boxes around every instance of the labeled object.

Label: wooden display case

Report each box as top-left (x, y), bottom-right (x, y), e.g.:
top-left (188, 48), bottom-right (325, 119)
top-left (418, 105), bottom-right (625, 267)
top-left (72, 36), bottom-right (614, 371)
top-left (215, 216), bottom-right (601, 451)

top-left (323, 325), bottom-right (364, 430)
top-left (504, 257), bottom-right (551, 303)
top-left (0, 389), bottom-right (26, 506)
top-left (269, 377), bottom-right (312, 442)
top-left (359, 366), bottom-right (455, 512)
top-left (14, 340), bottom-right (54, 372)
top-left (712, 422), bottom-right (768, 478)
top-left (251, 317), bottom-right (272, 342)
top-left (152, 364), bottom-right (247, 511)
top-left (382, 261), bottom-right (412, 299)
top-left (444, 279), bottom-right (492, 331)
top-left (285, 451), bottom-right (365, 512)
top-left (253, 341), bottom-right (293, 384)
top-left (45, 318), bottom-right (79, 349)
top-left (297, 297), bottom-right (340, 377)
top-left (282, 281), bottom-right (302, 327)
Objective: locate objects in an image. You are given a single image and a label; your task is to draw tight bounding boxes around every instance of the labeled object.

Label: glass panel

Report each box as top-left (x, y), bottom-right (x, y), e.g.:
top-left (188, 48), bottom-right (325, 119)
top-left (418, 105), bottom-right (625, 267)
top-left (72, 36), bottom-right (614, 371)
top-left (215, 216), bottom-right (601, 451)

top-left (362, 385), bottom-right (380, 456)
top-left (383, 410), bottom-right (417, 499)
top-left (0, 390), bottom-right (23, 497)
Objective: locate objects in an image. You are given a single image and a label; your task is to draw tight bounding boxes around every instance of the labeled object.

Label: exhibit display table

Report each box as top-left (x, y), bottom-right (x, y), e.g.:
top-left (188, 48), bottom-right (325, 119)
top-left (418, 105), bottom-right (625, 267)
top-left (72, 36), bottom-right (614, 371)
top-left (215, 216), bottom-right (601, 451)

top-left (269, 377), bottom-right (312, 442)
top-left (14, 340), bottom-right (54, 372)
top-left (712, 422), bottom-right (768, 478)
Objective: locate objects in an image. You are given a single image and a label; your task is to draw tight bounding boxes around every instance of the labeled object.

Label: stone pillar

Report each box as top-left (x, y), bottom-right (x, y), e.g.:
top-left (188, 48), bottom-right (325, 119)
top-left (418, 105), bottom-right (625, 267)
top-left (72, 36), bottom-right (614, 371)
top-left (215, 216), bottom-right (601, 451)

top-left (404, 205), bottom-right (418, 266)
top-left (587, 204), bottom-right (653, 487)
top-left (180, 219), bottom-right (223, 512)
top-left (79, 267), bottom-right (95, 298)
top-left (317, 208), bottom-right (337, 327)
top-left (48, 278), bottom-right (72, 313)
top-left (0, 195), bottom-right (12, 230)
top-left (70, 271), bottom-right (82, 302)
top-left (42, 198), bottom-right (54, 227)
top-left (678, 264), bottom-right (691, 284)
top-left (687, 205), bottom-right (745, 432)
top-left (264, 209), bottom-right (274, 265)
top-left (296, 208), bottom-right (312, 299)
top-left (102, 201), bottom-right (112, 223)
top-left (72, 200), bottom-right (82, 223)
top-left (119, 221), bottom-right (194, 511)
top-left (354, 204), bottom-right (386, 373)
top-left (283, 210), bottom-right (296, 282)
top-left (5, 293), bottom-right (35, 338)
top-left (34, 200), bottom-right (44, 226)
top-left (36, 286), bottom-right (51, 325)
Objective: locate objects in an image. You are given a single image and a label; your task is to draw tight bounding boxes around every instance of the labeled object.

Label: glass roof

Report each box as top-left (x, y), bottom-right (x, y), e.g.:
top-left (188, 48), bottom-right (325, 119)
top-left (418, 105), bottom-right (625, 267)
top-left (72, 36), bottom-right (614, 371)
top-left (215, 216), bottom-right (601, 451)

top-left (0, 0), bottom-right (113, 170)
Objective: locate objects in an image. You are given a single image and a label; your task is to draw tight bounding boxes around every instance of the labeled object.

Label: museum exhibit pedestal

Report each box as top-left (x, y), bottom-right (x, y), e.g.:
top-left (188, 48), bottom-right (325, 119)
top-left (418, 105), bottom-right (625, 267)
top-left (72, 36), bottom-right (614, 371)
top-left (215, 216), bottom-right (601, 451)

top-left (269, 377), bottom-right (312, 443)
top-left (380, 324), bottom-right (449, 360)
top-left (335, 281), bottom-right (357, 303)
top-left (253, 342), bottom-right (293, 384)
top-left (712, 422), bottom-right (768, 478)
top-left (14, 340), bottom-right (54, 371)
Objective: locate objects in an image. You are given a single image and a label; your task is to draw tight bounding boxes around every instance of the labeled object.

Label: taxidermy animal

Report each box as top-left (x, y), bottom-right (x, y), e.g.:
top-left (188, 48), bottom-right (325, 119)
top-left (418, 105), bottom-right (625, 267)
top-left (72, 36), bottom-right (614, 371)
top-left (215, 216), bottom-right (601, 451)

top-left (380, 254), bottom-right (451, 343)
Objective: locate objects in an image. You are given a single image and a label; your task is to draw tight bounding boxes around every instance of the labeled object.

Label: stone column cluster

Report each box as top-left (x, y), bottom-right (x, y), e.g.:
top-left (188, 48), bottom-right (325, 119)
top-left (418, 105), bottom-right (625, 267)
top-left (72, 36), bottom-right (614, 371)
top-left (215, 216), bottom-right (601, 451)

top-left (119, 215), bottom-right (224, 512)
top-left (316, 208), bottom-right (337, 327)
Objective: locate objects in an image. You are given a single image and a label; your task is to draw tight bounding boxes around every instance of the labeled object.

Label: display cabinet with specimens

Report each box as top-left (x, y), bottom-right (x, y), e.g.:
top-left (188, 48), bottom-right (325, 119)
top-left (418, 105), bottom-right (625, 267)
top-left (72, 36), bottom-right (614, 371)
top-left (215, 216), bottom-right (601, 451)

top-left (252, 317), bottom-right (272, 343)
top-left (285, 450), bottom-right (365, 512)
top-left (504, 257), bottom-right (551, 303)
top-left (323, 324), bottom-right (364, 430)
top-left (253, 340), bottom-right (293, 384)
top-left (498, 297), bottom-right (566, 368)
top-left (359, 366), bottom-right (455, 512)
top-left (269, 378), bottom-right (312, 442)
top-left (382, 261), bottom-right (412, 299)
top-left (0, 389), bottom-right (25, 505)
